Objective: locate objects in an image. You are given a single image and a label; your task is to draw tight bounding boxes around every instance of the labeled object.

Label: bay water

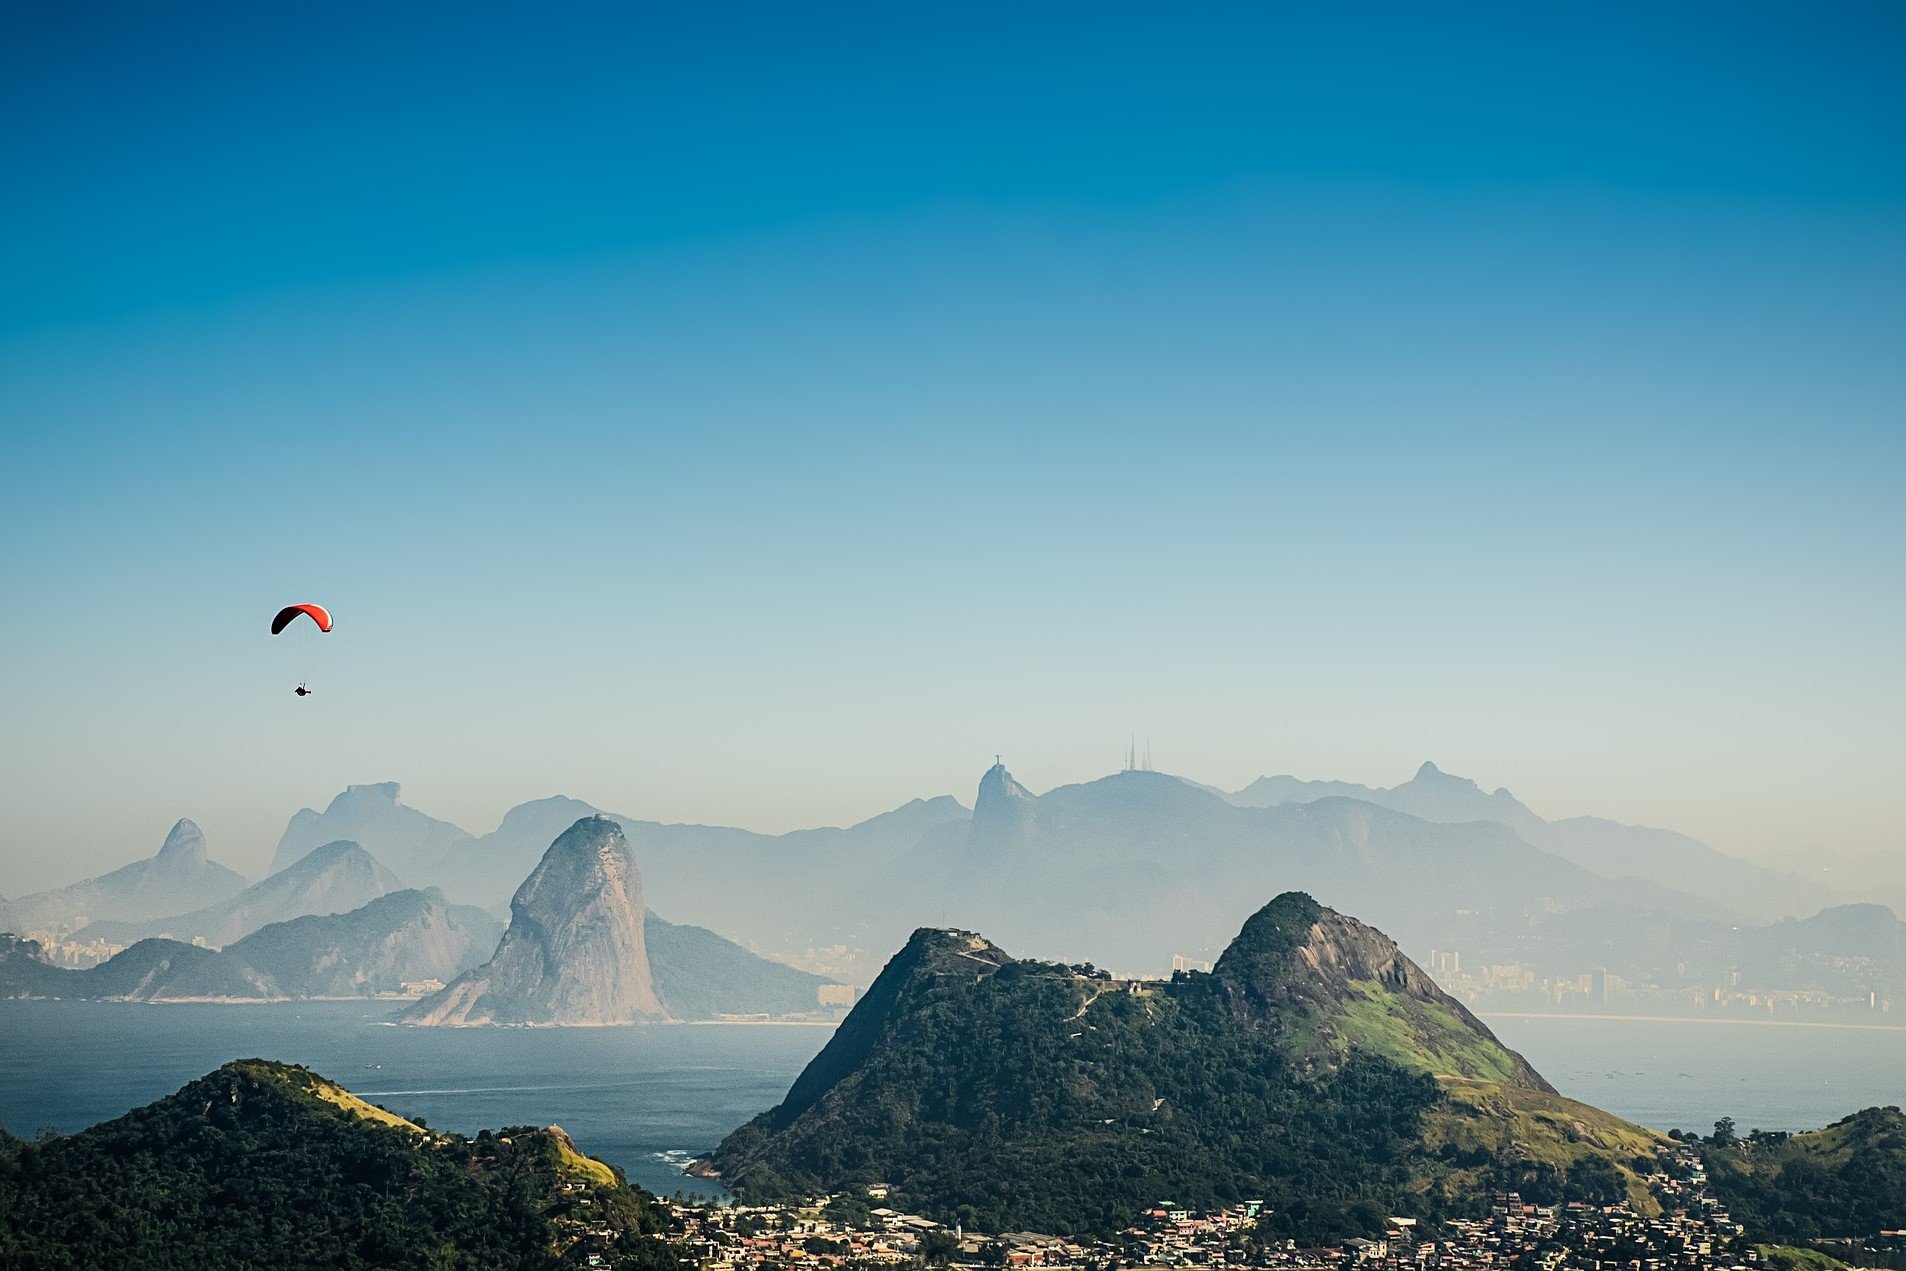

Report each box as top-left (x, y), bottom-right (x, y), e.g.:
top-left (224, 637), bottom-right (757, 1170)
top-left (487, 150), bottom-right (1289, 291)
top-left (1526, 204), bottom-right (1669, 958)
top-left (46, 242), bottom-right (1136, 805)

top-left (3, 1000), bottom-right (1901, 1199)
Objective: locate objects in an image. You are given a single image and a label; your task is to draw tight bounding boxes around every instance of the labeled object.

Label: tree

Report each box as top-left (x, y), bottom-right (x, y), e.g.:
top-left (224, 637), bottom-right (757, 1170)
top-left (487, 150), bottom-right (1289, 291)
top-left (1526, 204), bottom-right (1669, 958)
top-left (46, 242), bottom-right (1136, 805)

top-left (826, 1194), bottom-right (874, 1227)
top-left (920, 1230), bottom-right (959, 1264)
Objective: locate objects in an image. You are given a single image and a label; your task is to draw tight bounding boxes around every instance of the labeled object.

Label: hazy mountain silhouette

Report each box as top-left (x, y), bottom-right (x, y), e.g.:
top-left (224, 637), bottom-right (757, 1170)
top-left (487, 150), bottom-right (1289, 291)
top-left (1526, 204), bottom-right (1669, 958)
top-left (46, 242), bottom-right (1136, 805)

top-left (431, 793), bottom-right (970, 945)
top-left (85, 841), bottom-right (406, 948)
top-left (1225, 761), bottom-right (1832, 922)
top-left (4, 890), bottom-right (499, 1002)
top-left (644, 910), bottom-right (835, 1020)
top-left (869, 763), bottom-right (1738, 974)
top-left (270, 782), bottom-right (473, 882)
top-left (0, 819), bottom-right (247, 933)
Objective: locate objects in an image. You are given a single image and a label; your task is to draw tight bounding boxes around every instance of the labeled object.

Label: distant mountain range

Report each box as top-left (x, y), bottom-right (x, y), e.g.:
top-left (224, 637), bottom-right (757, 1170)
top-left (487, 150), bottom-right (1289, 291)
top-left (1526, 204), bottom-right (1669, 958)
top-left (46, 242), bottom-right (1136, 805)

top-left (861, 763), bottom-right (1769, 975)
top-left (249, 762), bottom-right (1841, 983)
top-left (6, 759), bottom-right (1883, 997)
top-left (1223, 761), bottom-right (1833, 923)
top-left (432, 792), bottom-right (971, 942)
top-left (0, 887), bottom-right (497, 1002)
top-left (270, 781), bottom-right (473, 881)
top-left (708, 892), bottom-right (1659, 1238)
top-left (2, 853), bottom-right (832, 1018)
top-left (0, 819), bottom-right (248, 933)
top-left (84, 839), bottom-right (406, 947)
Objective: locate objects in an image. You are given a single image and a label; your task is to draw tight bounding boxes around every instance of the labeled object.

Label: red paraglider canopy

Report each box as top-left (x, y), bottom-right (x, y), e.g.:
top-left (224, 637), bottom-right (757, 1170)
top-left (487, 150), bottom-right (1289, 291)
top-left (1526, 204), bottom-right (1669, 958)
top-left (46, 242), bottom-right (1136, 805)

top-left (270, 603), bottom-right (334, 635)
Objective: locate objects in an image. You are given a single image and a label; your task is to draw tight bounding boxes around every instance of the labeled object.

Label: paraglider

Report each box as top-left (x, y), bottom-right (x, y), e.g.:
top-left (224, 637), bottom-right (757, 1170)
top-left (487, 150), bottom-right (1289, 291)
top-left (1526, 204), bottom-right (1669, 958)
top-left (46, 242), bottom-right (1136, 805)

top-left (271, 604), bottom-right (333, 697)
top-left (270, 603), bottom-right (333, 635)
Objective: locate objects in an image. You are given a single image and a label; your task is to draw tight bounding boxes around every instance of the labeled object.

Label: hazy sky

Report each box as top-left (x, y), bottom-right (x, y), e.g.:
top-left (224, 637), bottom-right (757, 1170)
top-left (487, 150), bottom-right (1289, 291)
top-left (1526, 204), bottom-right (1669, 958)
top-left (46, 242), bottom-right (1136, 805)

top-left (3, 3), bottom-right (1903, 890)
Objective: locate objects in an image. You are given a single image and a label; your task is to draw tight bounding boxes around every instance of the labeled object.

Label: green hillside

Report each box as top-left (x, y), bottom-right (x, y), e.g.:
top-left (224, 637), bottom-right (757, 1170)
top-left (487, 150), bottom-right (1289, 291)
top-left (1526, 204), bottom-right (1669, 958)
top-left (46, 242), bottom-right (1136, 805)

top-left (709, 892), bottom-right (1661, 1239)
top-left (0, 1059), bottom-right (684, 1269)
top-left (1701, 1106), bottom-right (1906, 1241)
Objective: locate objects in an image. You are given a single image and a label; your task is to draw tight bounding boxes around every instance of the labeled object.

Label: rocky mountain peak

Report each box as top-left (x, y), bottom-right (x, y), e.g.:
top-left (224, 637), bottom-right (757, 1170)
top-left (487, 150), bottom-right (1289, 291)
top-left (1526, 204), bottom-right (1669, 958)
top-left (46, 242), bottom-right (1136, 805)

top-left (898, 926), bottom-right (1012, 977)
top-left (512, 816), bottom-right (636, 914)
top-left (1411, 761), bottom-right (1476, 789)
top-left (1211, 891), bottom-right (1554, 1092)
top-left (975, 761), bottom-right (1032, 809)
top-left (969, 761), bottom-right (1035, 846)
top-left (335, 781), bottom-right (402, 807)
top-left (156, 818), bottom-right (208, 865)
top-left (401, 816), bottom-right (663, 1026)
top-left (272, 781), bottom-right (473, 879)
top-left (1215, 891), bottom-right (1441, 1005)
top-left (298, 839), bottom-right (375, 870)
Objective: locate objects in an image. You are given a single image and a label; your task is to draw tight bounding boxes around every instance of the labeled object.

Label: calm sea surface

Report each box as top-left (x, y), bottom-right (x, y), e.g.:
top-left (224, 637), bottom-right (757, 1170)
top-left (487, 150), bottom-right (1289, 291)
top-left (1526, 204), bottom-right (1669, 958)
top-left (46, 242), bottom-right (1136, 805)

top-left (3, 1002), bottom-right (1902, 1196)
top-left (0, 1000), bottom-right (830, 1198)
top-left (1481, 1013), bottom-right (1906, 1134)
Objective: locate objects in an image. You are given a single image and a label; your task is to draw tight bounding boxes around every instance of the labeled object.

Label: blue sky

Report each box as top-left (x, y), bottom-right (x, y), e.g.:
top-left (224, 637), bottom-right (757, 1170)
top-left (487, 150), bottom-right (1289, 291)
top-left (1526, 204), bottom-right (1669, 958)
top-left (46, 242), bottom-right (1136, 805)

top-left (2, 2), bottom-right (1902, 886)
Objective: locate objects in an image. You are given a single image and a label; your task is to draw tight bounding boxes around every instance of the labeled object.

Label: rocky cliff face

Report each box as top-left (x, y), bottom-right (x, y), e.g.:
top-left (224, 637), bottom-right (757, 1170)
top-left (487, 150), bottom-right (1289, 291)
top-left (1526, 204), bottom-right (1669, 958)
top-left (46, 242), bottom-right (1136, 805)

top-left (965, 760), bottom-right (1035, 849)
top-left (403, 817), bottom-right (664, 1026)
top-left (1210, 892), bottom-right (1555, 1091)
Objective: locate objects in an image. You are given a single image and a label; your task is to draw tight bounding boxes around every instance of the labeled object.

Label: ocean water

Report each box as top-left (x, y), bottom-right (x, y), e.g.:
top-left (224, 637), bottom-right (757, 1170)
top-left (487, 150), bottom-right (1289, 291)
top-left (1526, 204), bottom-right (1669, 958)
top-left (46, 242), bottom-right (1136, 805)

top-left (3, 1001), bottom-right (1903, 1198)
top-left (1483, 1013), bottom-right (1906, 1134)
top-left (0, 999), bottom-right (831, 1198)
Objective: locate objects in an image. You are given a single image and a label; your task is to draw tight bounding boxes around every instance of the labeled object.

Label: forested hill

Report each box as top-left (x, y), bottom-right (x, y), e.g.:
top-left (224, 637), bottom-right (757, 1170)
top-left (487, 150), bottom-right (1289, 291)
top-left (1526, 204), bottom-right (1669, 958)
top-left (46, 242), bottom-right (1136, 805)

top-left (0, 1059), bottom-right (685, 1269)
top-left (709, 892), bottom-right (1658, 1240)
top-left (1699, 1106), bottom-right (1906, 1241)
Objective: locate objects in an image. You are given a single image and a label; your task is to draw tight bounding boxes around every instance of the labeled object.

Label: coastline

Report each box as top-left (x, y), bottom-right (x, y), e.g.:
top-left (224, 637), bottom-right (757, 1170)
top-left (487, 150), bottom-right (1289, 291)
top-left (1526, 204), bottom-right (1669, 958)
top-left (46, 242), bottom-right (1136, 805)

top-left (1478, 1011), bottom-right (1906, 1033)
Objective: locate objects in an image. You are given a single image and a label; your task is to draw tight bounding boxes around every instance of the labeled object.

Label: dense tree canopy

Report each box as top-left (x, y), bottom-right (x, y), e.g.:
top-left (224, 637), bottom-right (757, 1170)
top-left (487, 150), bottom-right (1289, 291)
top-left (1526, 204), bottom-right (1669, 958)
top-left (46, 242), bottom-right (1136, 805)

top-left (711, 915), bottom-right (1634, 1240)
top-left (0, 1060), bottom-right (684, 1270)
top-left (1701, 1108), bottom-right (1906, 1242)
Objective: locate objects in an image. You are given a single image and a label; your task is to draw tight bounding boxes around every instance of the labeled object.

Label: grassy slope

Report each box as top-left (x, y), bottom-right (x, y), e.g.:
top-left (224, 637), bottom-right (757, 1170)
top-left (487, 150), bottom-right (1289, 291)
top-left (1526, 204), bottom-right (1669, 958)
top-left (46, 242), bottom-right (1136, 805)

top-left (1420, 1079), bottom-right (1664, 1213)
top-left (553, 1131), bottom-right (621, 1189)
top-left (306, 1076), bottom-right (427, 1132)
top-left (1323, 981), bottom-right (1527, 1085)
top-left (1276, 969), bottom-right (1662, 1211)
top-left (290, 1064), bottom-right (623, 1191)
top-left (1755, 1246), bottom-right (1851, 1271)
